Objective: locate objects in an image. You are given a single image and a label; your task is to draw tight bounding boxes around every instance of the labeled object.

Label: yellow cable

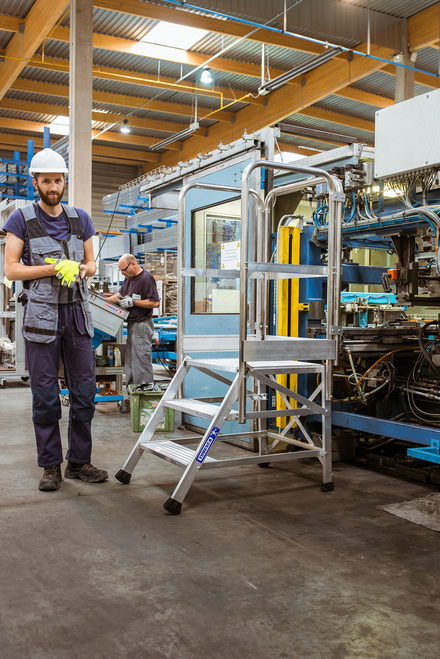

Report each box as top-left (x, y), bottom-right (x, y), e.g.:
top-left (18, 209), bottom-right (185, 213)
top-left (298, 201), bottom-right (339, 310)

top-left (201, 93), bottom-right (250, 119)
top-left (41, 7), bottom-right (70, 62)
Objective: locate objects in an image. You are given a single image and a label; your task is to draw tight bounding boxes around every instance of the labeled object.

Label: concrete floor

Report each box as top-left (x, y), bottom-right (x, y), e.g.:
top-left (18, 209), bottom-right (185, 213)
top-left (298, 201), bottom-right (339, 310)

top-left (1, 381), bottom-right (440, 659)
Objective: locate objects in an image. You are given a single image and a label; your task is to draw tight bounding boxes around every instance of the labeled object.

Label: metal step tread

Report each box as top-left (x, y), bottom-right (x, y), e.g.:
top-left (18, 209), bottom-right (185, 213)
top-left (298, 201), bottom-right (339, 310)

top-left (164, 398), bottom-right (238, 420)
top-left (185, 358), bottom-right (240, 373)
top-left (140, 440), bottom-right (217, 467)
top-left (185, 357), bottom-right (324, 374)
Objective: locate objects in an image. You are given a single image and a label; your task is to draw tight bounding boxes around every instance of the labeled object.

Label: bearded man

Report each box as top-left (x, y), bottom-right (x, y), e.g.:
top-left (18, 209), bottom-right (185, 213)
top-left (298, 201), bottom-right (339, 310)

top-left (4, 148), bottom-right (108, 491)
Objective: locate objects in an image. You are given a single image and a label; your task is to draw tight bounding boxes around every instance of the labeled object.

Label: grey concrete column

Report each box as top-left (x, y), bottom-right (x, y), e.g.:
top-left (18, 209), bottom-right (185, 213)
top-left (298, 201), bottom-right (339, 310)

top-left (69, 0), bottom-right (93, 214)
top-left (394, 20), bottom-right (414, 104)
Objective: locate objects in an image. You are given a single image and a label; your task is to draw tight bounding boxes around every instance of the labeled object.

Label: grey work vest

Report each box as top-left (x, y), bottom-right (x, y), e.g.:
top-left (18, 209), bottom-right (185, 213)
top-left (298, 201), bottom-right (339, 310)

top-left (20, 204), bottom-right (94, 343)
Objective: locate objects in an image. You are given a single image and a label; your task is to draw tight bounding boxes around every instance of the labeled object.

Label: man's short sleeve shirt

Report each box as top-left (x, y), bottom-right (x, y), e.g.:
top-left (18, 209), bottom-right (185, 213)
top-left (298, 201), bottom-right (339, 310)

top-left (3, 203), bottom-right (96, 265)
top-left (119, 268), bottom-right (160, 322)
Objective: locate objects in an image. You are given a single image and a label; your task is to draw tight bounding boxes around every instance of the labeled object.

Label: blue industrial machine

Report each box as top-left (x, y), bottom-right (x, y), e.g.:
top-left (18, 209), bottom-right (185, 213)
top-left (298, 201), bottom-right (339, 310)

top-left (114, 112), bottom-right (440, 511)
top-left (271, 129), bottom-right (440, 477)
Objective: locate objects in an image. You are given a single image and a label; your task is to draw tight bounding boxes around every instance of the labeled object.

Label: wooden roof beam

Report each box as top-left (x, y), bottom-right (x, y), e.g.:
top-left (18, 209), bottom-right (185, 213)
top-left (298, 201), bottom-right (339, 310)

top-left (50, 25), bottom-right (288, 80)
top-left (299, 107), bottom-right (374, 134)
top-left (93, 0), bottom-right (328, 56)
top-left (25, 55), bottom-right (265, 106)
top-left (0, 16), bottom-right (22, 33)
top-left (0, 131), bottom-right (159, 163)
top-left (10, 79), bottom-right (235, 122)
top-left (408, 4), bottom-right (440, 51)
top-left (381, 64), bottom-right (440, 90)
top-left (0, 98), bottom-right (194, 133)
top-left (334, 86), bottom-right (393, 109)
top-left (147, 41), bottom-right (389, 171)
top-left (0, 0), bottom-right (70, 100)
top-left (0, 116), bottom-right (181, 150)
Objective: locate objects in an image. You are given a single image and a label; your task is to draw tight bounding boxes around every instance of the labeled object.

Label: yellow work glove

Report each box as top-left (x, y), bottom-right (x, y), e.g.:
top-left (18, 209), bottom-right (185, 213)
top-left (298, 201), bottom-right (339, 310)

top-left (45, 257), bottom-right (80, 288)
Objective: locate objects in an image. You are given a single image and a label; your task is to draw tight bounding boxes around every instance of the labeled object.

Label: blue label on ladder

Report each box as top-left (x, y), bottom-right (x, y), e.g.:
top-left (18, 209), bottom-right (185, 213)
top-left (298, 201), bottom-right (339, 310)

top-left (196, 426), bottom-right (220, 463)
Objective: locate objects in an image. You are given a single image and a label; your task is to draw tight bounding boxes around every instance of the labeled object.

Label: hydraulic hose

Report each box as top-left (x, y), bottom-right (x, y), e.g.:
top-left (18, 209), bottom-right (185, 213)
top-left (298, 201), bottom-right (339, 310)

top-left (418, 320), bottom-right (440, 375)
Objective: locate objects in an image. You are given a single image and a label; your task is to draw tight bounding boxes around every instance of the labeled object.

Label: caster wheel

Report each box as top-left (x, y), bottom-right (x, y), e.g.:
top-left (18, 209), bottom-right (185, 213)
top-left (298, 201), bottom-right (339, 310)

top-left (321, 482), bottom-right (335, 492)
top-left (0, 381), bottom-right (7, 389)
top-left (61, 396), bottom-right (70, 407)
top-left (119, 401), bottom-right (130, 414)
top-left (258, 462), bottom-right (270, 468)
top-left (21, 376), bottom-right (29, 382)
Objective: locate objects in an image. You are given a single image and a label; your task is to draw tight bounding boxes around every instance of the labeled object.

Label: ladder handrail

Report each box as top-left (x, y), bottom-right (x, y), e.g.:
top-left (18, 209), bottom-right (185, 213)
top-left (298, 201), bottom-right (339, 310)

top-left (239, 160), bottom-right (344, 422)
top-left (177, 181), bottom-right (263, 366)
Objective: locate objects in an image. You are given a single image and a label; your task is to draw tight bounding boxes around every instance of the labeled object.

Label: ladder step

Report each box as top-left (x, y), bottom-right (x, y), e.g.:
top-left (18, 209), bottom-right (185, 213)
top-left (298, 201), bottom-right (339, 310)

top-left (164, 398), bottom-right (238, 421)
top-left (140, 440), bottom-right (217, 468)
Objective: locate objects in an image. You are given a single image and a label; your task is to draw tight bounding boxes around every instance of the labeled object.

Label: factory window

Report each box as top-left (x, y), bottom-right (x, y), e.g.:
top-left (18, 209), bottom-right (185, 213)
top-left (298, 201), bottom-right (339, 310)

top-left (191, 200), bottom-right (241, 314)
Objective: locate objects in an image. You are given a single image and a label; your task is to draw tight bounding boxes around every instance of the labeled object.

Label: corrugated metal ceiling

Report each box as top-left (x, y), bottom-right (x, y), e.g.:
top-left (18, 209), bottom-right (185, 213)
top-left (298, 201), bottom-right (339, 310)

top-left (351, 70), bottom-right (434, 98)
top-left (314, 95), bottom-right (377, 121)
top-left (284, 112), bottom-right (374, 143)
top-left (0, 108), bottom-right (54, 123)
top-left (0, 29), bottom-right (13, 50)
top-left (177, 0), bottom-right (417, 48)
top-left (5, 89), bottom-right (69, 108)
top-left (1, 0), bottom-right (439, 167)
top-left (0, 0), bottom-right (35, 18)
top-left (414, 46), bottom-right (440, 74)
top-left (339, 0), bottom-right (437, 18)
top-left (184, 0), bottom-right (436, 22)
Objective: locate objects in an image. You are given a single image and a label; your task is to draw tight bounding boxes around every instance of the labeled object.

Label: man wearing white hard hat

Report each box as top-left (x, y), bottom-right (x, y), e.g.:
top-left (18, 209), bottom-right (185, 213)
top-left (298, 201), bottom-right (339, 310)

top-left (4, 148), bottom-right (108, 491)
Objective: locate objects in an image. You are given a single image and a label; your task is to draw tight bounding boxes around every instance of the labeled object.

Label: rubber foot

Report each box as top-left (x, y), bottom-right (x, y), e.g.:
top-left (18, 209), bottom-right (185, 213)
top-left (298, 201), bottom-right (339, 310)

top-left (321, 482), bottom-right (335, 492)
top-left (258, 462), bottom-right (270, 468)
top-left (115, 469), bottom-right (131, 485)
top-left (163, 497), bottom-right (182, 515)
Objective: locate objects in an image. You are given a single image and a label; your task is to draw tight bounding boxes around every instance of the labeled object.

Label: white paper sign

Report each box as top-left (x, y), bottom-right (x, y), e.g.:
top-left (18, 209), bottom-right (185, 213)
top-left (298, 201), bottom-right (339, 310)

top-left (221, 240), bottom-right (240, 270)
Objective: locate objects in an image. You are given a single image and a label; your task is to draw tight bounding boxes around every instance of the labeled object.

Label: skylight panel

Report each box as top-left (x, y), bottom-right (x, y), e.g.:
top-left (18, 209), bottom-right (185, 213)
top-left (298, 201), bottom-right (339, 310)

top-left (141, 21), bottom-right (208, 50)
top-left (50, 116), bottom-right (70, 136)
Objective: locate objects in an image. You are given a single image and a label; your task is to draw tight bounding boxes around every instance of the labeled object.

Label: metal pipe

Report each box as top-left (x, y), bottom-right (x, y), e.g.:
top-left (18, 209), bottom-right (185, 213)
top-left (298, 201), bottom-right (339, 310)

top-left (265, 177), bottom-right (325, 337)
top-left (240, 160), bottom-right (344, 423)
top-left (177, 181), bottom-right (263, 368)
top-left (317, 205), bottom-right (440, 235)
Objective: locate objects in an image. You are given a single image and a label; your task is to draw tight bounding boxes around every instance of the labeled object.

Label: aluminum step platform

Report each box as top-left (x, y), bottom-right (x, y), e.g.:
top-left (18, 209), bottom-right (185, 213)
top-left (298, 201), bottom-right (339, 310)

top-left (164, 398), bottom-right (238, 421)
top-left (140, 440), bottom-right (217, 468)
top-left (186, 357), bottom-right (324, 375)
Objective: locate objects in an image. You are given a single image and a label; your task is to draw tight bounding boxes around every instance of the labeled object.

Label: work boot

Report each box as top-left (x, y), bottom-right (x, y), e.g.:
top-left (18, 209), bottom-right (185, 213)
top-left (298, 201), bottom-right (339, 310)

top-left (64, 461), bottom-right (108, 483)
top-left (38, 465), bottom-right (62, 491)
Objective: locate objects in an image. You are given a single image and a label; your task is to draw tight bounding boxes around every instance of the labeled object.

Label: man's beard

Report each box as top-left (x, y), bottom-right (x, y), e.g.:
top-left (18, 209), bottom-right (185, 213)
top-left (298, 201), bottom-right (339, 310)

top-left (36, 183), bottom-right (65, 206)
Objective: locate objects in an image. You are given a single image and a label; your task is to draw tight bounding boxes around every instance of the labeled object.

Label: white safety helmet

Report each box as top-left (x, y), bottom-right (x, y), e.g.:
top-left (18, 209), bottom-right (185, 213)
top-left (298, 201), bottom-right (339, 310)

top-left (29, 148), bottom-right (68, 175)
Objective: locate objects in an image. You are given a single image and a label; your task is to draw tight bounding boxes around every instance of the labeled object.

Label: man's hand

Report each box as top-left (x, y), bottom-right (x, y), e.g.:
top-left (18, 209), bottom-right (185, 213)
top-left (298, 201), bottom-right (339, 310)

top-left (45, 257), bottom-right (81, 287)
top-left (119, 296), bottom-right (134, 309)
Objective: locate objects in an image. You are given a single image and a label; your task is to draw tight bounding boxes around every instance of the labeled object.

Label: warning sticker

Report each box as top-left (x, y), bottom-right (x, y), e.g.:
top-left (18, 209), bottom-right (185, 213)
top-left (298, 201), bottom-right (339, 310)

top-left (221, 240), bottom-right (240, 270)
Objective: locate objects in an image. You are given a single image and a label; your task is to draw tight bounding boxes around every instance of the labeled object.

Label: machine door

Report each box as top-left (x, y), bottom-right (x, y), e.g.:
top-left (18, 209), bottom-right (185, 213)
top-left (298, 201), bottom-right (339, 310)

top-left (181, 157), bottom-right (260, 444)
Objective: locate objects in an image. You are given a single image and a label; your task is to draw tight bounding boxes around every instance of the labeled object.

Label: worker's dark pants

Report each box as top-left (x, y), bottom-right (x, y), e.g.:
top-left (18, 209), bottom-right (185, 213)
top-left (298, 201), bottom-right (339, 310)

top-left (24, 302), bottom-right (96, 468)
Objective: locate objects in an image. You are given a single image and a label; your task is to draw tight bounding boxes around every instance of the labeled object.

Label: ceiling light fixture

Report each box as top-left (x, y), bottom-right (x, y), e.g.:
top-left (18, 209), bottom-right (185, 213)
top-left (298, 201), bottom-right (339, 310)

top-left (259, 49), bottom-right (342, 96)
top-left (200, 65), bottom-right (212, 84)
top-left (121, 119), bottom-right (130, 134)
top-left (151, 122), bottom-right (200, 151)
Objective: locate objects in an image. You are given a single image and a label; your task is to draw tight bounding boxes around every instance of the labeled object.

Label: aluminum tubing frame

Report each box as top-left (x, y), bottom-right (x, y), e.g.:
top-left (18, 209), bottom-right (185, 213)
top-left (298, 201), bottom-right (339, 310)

top-left (266, 177), bottom-right (325, 340)
top-left (177, 181), bottom-right (263, 368)
top-left (239, 161), bottom-right (344, 423)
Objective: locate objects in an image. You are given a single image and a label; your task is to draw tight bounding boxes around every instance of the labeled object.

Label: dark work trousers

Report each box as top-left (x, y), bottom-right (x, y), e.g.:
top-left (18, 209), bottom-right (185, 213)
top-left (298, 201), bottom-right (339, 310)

top-left (24, 302), bottom-right (96, 468)
top-left (125, 317), bottom-right (154, 393)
